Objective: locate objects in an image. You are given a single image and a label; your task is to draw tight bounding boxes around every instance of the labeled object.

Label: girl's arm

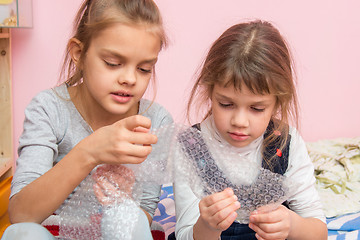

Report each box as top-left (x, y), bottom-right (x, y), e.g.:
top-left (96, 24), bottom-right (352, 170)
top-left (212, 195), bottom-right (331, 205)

top-left (248, 128), bottom-right (327, 239)
top-left (287, 214), bottom-right (327, 240)
top-left (9, 115), bottom-right (157, 224)
top-left (9, 145), bottom-right (97, 223)
top-left (173, 181), bottom-right (203, 240)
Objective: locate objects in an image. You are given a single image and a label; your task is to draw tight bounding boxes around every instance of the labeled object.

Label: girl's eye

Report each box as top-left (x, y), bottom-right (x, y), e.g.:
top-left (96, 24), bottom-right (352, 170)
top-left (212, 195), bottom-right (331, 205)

top-left (138, 67), bottom-right (152, 74)
top-left (218, 102), bottom-right (233, 108)
top-left (104, 60), bottom-right (119, 67)
top-left (251, 106), bottom-right (265, 112)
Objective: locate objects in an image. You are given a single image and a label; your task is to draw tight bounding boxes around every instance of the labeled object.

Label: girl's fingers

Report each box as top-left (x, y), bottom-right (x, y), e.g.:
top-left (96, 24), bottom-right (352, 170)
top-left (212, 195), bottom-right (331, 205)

top-left (199, 188), bottom-right (240, 230)
top-left (251, 223), bottom-right (285, 240)
top-left (120, 115), bottom-right (157, 145)
top-left (206, 195), bottom-right (240, 217)
top-left (88, 116), bottom-right (156, 165)
top-left (93, 173), bottom-right (134, 205)
top-left (200, 198), bottom-right (239, 231)
top-left (126, 131), bottom-right (158, 145)
top-left (250, 205), bottom-right (285, 225)
top-left (133, 126), bottom-right (150, 133)
top-left (112, 143), bottom-right (153, 163)
top-left (217, 211), bottom-right (238, 230)
top-left (95, 176), bottom-right (118, 194)
top-left (93, 183), bottom-right (112, 205)
top-left (120, 115), bottom-right (152, 131)
top-left (202, 188), bottom-right (234, 206)
top-left (212, 199), bottom-right (240, 220)
top-left (103, 169), bottom-right (135, 193)
top-left (249, 207), bottom-right (290, 240)
top-left (202, 188), bottom-right (238, 214)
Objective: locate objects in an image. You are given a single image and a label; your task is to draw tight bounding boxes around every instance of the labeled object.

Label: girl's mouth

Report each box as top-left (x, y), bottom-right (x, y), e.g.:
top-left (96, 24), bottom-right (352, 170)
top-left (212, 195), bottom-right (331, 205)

top-left (111, 92), bottom-right (133, 103)
top-left (229, 132), bottom-right (249, 141)
top-left (113, 91), bottom-right (132, 97)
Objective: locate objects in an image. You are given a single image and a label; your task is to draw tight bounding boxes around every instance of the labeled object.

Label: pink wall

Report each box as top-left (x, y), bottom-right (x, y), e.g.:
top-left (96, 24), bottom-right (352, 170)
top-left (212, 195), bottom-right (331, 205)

top-left (10, 1), bottom-right (360, 157)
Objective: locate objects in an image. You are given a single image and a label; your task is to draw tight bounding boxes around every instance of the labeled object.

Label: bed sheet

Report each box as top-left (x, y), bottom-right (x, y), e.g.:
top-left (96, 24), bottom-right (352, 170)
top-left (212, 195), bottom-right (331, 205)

top-left (327, 212), bottom-right (360, 240)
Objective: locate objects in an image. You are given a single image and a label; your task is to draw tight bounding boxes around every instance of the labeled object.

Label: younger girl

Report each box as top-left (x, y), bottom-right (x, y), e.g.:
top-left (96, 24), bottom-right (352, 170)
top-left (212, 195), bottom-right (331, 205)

top-left (173, 20), bottom-right (327, 240)
top-left (4, 0), bottom-right (172, 239)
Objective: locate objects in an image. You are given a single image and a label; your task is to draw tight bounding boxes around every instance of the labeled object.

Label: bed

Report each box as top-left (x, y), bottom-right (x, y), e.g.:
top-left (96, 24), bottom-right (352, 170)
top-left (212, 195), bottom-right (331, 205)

top-left (151, 137), bottom-right (360, 240)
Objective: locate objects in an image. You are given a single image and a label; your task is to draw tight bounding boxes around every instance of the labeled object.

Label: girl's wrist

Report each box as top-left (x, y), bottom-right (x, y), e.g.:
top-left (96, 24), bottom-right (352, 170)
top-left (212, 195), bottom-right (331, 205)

top-left (72, 141), bottom-right (99, 171)
top-left (193, 217), bottom-right (222, 240)
top-left (287, 209), bottom-right (300, 239)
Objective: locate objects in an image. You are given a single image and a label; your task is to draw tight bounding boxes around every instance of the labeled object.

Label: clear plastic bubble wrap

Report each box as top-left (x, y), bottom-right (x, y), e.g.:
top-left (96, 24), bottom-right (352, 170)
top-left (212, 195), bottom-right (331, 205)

top-left (58, 165), bottom-right (142, 240)
top-left (58, 123), bottom-right (295, 239)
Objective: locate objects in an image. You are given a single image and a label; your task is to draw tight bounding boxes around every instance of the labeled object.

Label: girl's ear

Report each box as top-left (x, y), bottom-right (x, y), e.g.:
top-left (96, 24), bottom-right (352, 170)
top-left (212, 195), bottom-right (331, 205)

top-left (68, 38), bottom-right (83, 68)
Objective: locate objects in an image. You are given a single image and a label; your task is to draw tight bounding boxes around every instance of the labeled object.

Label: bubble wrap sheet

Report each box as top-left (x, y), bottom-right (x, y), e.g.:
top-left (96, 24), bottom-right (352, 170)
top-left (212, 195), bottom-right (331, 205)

top-left (58, 123), bottom-right (295, 239)
top-left (58, 164), bottom-right (142, 240)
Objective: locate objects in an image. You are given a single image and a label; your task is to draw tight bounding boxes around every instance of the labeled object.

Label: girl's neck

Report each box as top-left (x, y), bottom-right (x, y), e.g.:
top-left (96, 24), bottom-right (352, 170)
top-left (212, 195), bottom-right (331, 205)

top-left (68, 84), bottom-right (138, 131)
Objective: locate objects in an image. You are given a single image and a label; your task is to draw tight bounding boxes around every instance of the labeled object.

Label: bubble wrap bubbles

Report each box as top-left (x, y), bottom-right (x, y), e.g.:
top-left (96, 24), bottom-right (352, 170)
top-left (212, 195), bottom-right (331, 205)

top-left (231, 168), bottom-right (290, 223)
top-left (175, 126), bottom-right (260, 192)
top-left (171, 124), bottom-right (292, 223)
top-left (133, 123), bottom-right (294, 223)
top-left (58, 123), bottom-right (295, 238)
top-left (58, 165), bottom-right (142, 240)
top-left (126, 123), bottom-right (181, 184)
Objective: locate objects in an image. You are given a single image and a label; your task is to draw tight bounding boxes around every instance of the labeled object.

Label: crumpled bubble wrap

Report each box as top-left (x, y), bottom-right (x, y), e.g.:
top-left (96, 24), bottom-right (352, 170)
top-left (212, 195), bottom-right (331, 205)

top-left (58, 165), bottom-right (142, 240)
top-left (58, 123), bottom-right (295, 239)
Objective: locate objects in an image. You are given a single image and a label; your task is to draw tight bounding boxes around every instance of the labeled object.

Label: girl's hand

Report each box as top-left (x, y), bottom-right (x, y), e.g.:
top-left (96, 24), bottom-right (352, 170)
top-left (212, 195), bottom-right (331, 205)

top-left (92, 164), bottom-right (135, 205)
top-left (80, 115), bottom-right (158, 166)
top-left (197, 188), bottom-right (240, 232)
top-left (249, 205), bottom-right (292, 240)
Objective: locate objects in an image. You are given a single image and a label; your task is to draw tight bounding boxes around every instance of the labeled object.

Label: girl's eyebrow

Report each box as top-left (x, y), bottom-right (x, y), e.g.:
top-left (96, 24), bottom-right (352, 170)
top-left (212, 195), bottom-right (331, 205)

top-left (215, 92), bottom-right (273, 105)
top-left (101, 49), bottom-right (158, 64)
top-left (214, 93), bottom-right (233, 101)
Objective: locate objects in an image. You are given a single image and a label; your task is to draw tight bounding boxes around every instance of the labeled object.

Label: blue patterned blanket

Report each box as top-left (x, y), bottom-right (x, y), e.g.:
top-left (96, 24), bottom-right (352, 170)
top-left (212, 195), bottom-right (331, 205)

top-left (327, 212), bottom-right (360, 240)
top-left (153, 185), bottom-right (360, 240)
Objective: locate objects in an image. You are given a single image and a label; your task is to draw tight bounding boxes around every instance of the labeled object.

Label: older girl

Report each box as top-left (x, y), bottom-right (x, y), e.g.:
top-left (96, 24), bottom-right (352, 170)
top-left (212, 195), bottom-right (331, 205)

top-left (4, 0), bottom-right (172, 239)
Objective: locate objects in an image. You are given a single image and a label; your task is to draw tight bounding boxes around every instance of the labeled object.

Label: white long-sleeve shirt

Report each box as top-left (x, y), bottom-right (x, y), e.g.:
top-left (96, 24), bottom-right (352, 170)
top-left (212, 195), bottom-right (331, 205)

top-left (173, 117), bottom-right (326, 239)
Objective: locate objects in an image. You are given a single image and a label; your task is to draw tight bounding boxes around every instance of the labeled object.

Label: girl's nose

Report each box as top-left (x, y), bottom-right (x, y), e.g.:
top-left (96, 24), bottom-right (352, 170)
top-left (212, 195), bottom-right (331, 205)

top-left (231, 110), bottom-right (249, 128)
top-left (118, 67), bottom-right (136, 85)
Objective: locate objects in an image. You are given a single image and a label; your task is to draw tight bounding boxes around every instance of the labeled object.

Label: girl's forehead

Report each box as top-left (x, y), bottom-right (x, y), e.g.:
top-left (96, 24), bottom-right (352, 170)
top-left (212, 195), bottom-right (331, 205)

top-left (213, 83), bottom-right (275, 102)
top-left (214, 82), bottom-right (255, 94)
top-left (219, 70), bottom-right (274, 95)
top-left (90, 23), bottom-right (161, 54)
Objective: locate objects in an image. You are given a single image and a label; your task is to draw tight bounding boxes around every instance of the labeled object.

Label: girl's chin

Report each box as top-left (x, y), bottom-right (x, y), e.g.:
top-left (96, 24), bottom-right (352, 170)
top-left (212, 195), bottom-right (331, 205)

top-left (226, 137), bottom-right (252, 148)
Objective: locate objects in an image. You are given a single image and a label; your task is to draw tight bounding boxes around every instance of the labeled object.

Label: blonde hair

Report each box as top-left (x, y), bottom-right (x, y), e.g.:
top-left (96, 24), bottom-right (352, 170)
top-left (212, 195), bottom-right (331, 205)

top-left (59, 0), bottom-right (167, 86)
top-left (187, 20), bottom-right (299, 166)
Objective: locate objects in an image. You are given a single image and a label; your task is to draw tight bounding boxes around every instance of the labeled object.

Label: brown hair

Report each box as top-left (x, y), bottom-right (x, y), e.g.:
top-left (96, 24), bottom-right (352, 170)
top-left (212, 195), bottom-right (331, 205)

top-left (187, 20), bottom-right (299, 165)
top-left (59, 0), bottom-right (167, 86)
